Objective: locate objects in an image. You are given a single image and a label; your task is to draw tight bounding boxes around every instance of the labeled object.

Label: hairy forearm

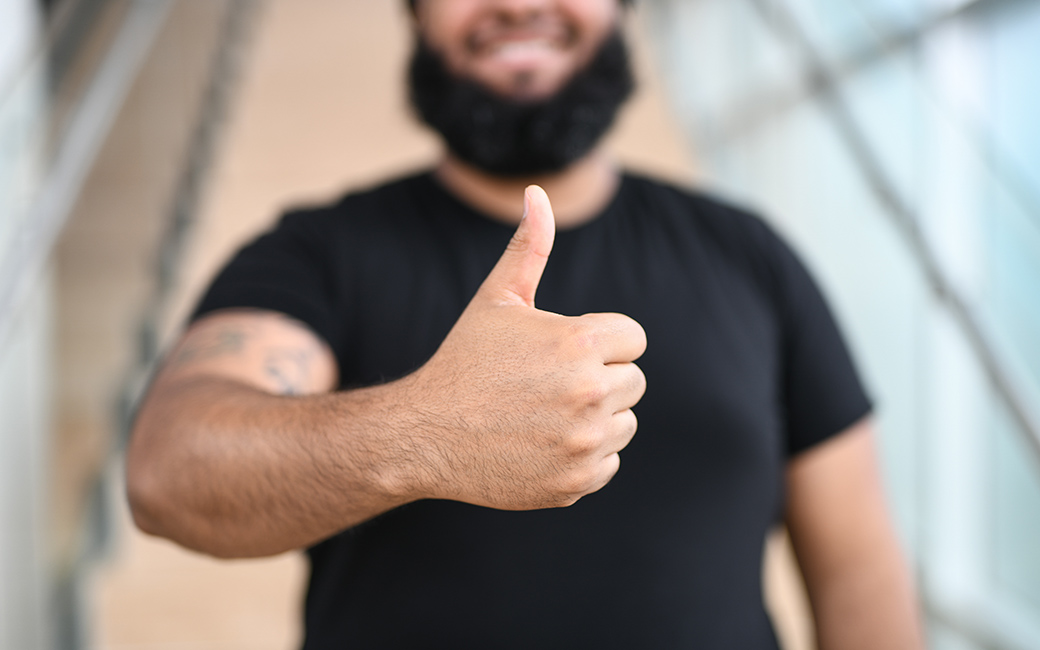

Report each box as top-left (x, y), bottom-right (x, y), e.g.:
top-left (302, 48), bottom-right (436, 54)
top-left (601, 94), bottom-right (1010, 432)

top-left (127, 375), bottom-right (431, 558)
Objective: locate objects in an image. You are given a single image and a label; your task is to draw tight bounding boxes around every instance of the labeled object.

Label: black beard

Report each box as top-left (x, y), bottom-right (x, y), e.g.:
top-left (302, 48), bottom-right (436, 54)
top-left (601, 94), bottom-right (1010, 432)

top-left (408, 30), bottom-right (635, 177)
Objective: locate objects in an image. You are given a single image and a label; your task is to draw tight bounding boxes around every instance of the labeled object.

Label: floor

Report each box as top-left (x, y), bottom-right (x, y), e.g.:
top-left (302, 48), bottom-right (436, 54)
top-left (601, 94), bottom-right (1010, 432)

top-left (69, 1), bottom-right (814, 648)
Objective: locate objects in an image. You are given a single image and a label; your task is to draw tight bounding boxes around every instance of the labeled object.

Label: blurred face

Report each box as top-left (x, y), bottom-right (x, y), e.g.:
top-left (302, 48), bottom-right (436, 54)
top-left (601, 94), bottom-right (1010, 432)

top-left (413, 0), bottom-right (621, 100)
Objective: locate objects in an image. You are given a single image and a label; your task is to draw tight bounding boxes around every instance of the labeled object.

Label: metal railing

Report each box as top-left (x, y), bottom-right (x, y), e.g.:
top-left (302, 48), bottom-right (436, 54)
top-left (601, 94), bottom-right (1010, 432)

top-left (0, 0), bottom-right (171, 351)
top-left (0, 2), bottom-right (173, 647)
top-left (117, 0), bottom-right (262, 438)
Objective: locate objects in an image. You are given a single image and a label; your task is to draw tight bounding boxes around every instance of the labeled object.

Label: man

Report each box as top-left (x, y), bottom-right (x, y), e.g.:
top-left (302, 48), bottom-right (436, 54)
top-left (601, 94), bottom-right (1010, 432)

top-left (127, 0), bottom-right (924, 647)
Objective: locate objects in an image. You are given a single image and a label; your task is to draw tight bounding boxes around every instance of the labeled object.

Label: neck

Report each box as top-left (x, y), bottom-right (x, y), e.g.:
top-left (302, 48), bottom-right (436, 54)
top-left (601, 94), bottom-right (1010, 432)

top-left (434, 150), bottom-right (620, 229)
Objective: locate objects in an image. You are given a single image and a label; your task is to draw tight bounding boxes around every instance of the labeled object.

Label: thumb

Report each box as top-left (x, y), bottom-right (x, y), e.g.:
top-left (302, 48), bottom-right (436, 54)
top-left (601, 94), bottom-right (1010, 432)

top-left (478, 185), bottom-right (556, 308)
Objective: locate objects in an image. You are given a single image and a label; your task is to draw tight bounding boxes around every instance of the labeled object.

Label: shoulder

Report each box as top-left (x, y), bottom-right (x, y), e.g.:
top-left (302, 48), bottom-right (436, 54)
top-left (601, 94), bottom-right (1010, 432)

top-left (622, 172), bottom-right (778, 238)
top-left (620, 172), bottom-right (795, 278)
top-left (275, 170), bottom-right (434, 235)
top-left (241, 171), bottom-right (442, 275)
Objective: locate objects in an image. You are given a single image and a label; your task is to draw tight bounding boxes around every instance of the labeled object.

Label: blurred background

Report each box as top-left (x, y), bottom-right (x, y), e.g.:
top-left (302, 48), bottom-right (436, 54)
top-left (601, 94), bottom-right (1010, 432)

top-left (0, 0), bottom-right (1037, 648)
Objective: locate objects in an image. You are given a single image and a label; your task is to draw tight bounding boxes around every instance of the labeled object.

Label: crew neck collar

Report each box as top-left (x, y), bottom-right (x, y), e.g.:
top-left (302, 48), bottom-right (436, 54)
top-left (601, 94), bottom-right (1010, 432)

top-left (419, 170), bottom-right (629, 234)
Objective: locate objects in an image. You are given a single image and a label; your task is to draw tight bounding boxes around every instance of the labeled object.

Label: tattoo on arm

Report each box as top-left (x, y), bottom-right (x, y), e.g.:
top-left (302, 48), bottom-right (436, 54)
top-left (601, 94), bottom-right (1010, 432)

top-left (264, 347), bottom-right (316, 396)
top-left (170, 327), bottom-right (250, 367)
top-left (164, 312), bottom-right (335, 394)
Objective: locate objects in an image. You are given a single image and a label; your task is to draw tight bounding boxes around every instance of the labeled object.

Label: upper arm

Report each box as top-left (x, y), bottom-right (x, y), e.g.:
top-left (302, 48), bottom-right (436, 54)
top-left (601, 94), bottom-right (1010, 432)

top-left (784, 417), bottom-right (904, 593)
top-left (156, 309), bottom-right (339, 396)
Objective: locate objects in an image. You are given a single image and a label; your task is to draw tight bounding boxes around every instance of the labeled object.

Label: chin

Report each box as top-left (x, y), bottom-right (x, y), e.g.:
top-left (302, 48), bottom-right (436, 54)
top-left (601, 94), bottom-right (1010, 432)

top-left (409, 29), bottom-right (634, 177)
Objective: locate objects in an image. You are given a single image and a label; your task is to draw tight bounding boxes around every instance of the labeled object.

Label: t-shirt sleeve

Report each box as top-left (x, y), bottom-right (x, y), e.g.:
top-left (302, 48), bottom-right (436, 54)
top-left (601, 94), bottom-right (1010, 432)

top-left (191, 210), bottom-right (344, 362)
top-left (752, 218), bottom-right (873, 457)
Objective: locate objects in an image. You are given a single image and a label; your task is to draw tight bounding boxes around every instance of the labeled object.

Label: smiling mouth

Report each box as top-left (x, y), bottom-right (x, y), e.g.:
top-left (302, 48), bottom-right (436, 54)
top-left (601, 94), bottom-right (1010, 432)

top-left (458, 19), bottom-right (582, 98)
top-left (480, 38), bottom-right (564, 68)
top-left (467, 21), bottom-right (577, 59)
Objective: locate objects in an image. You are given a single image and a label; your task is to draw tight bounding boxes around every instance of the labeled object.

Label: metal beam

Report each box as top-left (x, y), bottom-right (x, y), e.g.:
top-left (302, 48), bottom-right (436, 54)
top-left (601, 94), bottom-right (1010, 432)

top-left (0, 0), bottom-right (173, 352)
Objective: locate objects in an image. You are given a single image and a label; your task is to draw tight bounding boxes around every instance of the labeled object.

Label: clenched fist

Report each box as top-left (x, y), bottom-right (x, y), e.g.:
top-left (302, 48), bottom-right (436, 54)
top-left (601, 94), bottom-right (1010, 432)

top-left (407, 185), bottom-right (647, 510)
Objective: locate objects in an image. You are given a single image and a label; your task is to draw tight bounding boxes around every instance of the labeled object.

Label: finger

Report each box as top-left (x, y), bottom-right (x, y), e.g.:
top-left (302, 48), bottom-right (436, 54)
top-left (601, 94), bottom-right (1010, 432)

top-left (600, 362), bottom-right (647, 415)
top-left (577, 312), bottom-right (648, 363)
top-left (605, 408), bottom-right (638, 455)
top-left (590, 452), bottom-right (622, 495)
top-left (475, 185), bottom-right (556, 308)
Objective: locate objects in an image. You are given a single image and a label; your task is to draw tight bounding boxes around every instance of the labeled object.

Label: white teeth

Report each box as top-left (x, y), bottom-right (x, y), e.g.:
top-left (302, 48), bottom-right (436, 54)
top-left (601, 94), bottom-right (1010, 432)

top-left (490, 39), bottom-right (557, 56)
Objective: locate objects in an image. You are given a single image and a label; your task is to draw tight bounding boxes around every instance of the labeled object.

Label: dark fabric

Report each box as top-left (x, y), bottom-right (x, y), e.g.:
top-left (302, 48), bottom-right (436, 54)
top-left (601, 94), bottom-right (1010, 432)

top-left (193, 171), bottom-right (872, 649)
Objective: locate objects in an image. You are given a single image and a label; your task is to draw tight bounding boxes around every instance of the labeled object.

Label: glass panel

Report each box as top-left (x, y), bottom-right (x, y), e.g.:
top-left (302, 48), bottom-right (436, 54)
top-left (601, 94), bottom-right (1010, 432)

top-left (985, 0), bottom-right (1040, 198)
top-left (646, 0), bottom-right (807, 146)
top-left (849, 0), bottom-right (932, 32)
top-left (716, 0), bottom-right (804, 119)
top-left (784, 0), bottom-right (878, 62)
top-left (841, 49), bottom-right (926, 215)
top-left (987, 184), bottom-right (1040, 393)
top-left (0, 38), bottom-right (47, 288)
top-left (992, 399), bottom-right (1040, 613)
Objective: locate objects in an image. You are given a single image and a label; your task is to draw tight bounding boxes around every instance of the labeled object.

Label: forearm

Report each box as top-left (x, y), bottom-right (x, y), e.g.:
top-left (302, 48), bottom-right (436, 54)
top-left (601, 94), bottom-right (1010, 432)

top-left (127, 374), bottom-right (430, 558)
top-left (810, 547), bottom-right (924, 650)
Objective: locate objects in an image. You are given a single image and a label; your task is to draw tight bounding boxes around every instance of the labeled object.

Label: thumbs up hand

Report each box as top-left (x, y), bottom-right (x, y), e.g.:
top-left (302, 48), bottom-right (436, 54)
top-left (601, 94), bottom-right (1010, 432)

top-left (405, 186), bottom-right (647, 510)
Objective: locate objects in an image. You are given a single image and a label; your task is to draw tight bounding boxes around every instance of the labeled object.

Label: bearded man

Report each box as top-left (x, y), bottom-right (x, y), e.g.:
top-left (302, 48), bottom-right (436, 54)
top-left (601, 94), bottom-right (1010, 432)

top-left (127, 1), bottom-right (924, 647)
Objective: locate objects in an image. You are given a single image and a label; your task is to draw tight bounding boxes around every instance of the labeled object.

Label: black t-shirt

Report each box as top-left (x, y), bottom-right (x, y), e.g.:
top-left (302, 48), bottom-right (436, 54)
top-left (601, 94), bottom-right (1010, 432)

top-left (194, 171), bottom-right (871, 649)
